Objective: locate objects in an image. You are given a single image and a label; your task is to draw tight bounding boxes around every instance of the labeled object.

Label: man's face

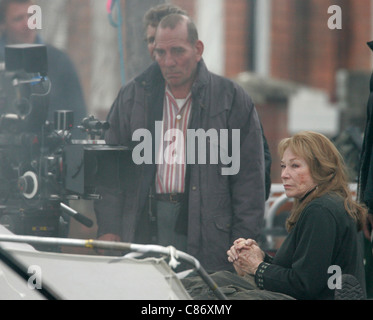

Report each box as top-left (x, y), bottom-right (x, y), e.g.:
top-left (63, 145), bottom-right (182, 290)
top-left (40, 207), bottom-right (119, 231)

top-left (154, 21), bottom-right (203, 98)
top-left (2, 2), bottom-right (36, 44)
top-left (146, 25), bottom-right (156, 59)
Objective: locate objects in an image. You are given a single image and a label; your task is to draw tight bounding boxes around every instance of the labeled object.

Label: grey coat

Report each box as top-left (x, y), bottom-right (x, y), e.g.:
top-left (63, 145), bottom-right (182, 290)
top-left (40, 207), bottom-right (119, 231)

top-left (94, 60), bottom-right (265, 272)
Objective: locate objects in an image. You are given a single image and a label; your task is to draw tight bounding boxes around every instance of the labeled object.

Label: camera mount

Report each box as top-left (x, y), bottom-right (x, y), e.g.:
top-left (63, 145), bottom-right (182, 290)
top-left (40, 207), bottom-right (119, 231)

top-left (0, 44), bottom-right (124, 243)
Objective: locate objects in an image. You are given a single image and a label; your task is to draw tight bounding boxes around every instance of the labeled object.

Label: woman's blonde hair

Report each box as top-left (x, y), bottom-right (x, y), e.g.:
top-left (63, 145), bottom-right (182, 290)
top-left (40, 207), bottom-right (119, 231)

top-left (278, 131), bottom-right (366, 232)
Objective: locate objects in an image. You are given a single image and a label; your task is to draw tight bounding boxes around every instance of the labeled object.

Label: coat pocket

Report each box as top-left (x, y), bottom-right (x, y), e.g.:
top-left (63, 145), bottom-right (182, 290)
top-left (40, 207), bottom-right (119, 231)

top-left (214, 214), bottom-right (232, 233)
top-left (201, 193), bottom-right (232, 220)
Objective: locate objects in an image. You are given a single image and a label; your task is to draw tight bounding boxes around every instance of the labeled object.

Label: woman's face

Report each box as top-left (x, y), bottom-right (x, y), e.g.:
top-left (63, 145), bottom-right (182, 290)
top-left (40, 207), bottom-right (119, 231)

top-left (281, 147), bottom-right (317, 199)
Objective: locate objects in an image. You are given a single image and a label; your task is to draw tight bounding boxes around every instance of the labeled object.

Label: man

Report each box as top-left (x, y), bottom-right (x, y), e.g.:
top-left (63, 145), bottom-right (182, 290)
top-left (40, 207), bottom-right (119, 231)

top-left (0, 0), bottom-right (87, 135)
top-left (142, 4), bottom-right (272, 199)
top-left (94, 14), bottom-right (265, 273)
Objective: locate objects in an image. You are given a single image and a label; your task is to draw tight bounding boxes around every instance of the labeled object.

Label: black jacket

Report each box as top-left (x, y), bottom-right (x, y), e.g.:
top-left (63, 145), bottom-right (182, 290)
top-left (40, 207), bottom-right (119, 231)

top-left (94, 60), bottom-right (266, 272)
top-left (358, 41), bottom-right (373, 211)
top-left (256, 193), bottom-right (365, 300)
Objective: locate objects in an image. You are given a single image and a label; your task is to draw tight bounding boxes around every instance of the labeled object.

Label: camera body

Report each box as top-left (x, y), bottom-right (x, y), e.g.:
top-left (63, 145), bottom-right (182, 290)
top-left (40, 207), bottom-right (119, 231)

top-left (0, 44), bottom-right (120, 240)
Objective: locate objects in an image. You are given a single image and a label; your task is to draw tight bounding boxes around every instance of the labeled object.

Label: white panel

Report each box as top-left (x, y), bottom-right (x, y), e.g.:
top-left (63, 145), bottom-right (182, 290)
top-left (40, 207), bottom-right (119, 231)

top-left (254, 0), bottom-right (272, 76)
top-left (288, 88), bottom-right (340, 136)
top-left (196, 0), bottom-right (225, 75)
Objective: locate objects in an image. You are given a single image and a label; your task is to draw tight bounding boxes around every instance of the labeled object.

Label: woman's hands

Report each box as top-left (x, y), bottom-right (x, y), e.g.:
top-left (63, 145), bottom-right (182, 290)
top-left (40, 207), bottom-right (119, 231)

top-left (227, 238), bottom-right (265, 276)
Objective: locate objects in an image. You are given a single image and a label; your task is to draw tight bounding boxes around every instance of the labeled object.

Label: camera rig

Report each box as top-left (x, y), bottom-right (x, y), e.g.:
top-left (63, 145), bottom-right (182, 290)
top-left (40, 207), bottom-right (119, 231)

top-left (0, 44), bottom-right (128, 243)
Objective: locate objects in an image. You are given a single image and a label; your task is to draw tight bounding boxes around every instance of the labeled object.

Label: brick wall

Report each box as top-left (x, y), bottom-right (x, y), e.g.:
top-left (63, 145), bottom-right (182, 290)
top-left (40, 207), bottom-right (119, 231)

top-left (172, 0), bottom-right (373, 99)
top-left (344, 0), bottom-right (372, 70)
top-left (63, 0), bottom-right (373, 113)
top-left (271, 0), bottom-right (372, 98)
top-left (224, 0), bottom-right (250, 77)
top-left (257, 102), bottom-right (288, 182)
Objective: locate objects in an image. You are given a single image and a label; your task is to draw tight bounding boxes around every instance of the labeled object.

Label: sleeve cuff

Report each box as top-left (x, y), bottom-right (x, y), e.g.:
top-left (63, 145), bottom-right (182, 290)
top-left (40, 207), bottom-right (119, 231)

top-left (264, 253), bottom-right (274, 263)
top-left (255, 262), bottom-right (271, 289)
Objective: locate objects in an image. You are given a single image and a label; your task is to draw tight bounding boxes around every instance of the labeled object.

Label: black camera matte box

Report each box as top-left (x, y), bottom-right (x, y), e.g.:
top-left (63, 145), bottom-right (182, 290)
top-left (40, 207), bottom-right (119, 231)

top-left (5, 44), bottom-right (48, 75)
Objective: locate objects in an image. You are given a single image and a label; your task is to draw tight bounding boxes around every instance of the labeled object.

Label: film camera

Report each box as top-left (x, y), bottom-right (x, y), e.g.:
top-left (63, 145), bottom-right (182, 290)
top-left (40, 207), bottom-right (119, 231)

top-left (0, 44), bottom-right (129, 241)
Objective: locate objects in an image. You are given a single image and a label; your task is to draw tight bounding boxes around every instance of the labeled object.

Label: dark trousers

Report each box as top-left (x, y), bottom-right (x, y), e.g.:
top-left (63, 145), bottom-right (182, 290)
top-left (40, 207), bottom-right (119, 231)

top-left (156, 199), bottom-right (188, 252)
top-left (181, 271), bottom-right (295, 300)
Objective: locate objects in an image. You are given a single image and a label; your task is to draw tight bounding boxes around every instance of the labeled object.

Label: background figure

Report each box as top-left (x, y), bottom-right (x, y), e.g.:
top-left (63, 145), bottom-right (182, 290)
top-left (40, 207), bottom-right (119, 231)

top-left (357, 40), bottom-right (373, 299)
top-left (143, 3), bottom-right (187, 60)
top-left (0, 0), bottom-right (87, 137)
top-left (226, 131), bottom-right (366, 300)
top-left (94, 14), bottom-right (266, 273)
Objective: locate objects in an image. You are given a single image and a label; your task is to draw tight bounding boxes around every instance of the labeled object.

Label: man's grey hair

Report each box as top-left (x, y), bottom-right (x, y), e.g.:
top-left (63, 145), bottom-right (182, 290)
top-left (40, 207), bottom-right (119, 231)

top-left (158, 13), bottom-right (199, 44)
top-left (143, 3), bottom-right (187, 29)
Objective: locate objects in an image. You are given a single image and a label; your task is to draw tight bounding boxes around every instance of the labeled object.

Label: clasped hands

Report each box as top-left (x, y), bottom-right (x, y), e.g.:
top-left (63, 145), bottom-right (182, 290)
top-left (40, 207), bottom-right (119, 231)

top-left (227, 238), bottom-right (265, 276)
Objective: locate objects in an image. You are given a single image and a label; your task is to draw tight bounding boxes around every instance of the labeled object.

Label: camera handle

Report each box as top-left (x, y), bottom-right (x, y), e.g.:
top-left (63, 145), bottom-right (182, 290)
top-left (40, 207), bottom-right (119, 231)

top-left (60, 202), bottom-right (93, 228)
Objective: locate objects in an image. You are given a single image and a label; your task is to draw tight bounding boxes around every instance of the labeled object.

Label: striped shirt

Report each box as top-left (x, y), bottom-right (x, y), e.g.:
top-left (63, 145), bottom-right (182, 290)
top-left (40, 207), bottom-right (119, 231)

top-left (155, 86), bottom-right (192, 194)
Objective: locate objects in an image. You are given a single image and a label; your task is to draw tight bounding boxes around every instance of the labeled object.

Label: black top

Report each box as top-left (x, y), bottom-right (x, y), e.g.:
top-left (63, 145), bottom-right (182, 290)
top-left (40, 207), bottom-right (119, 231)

top-left (358, 44), bottom-right (373, 213)
top-left (255, 192), bottom-right (365, 300)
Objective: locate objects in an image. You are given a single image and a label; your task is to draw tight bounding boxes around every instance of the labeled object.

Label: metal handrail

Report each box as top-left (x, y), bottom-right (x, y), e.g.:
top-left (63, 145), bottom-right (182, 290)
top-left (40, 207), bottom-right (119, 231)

top-left (0, 234), bottom-right (228, 300)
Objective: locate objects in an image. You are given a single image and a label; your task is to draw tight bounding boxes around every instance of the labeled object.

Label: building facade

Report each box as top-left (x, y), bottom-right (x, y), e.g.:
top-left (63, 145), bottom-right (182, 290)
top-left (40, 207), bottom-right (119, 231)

top-left (38, 0), bottom-right (373, 182)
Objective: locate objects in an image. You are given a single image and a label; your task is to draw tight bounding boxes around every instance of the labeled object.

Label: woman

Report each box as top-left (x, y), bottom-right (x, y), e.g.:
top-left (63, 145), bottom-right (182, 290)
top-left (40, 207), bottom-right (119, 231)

top-left (227, 131), bottom-right (366, 300)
